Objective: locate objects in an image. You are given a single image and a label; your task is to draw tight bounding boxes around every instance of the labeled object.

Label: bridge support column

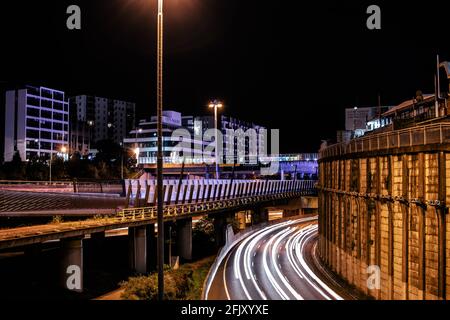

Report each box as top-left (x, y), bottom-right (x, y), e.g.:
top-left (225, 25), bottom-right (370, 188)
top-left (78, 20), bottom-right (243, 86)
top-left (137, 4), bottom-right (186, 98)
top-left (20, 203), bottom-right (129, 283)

top-left (60, 237), bottom-right (84, 293)
top-left (177, 218), bottom-right (192, 262)
top-left (252, 207), bottom-right (269, 225)
top-left (90, 231), bottom-right (106, 268)
top-left (129, 226), bottom-right (149, 274)
top-left (213, 215), bottom-right (228, 247)
top-left (146, 224), bottom-right (156, 271)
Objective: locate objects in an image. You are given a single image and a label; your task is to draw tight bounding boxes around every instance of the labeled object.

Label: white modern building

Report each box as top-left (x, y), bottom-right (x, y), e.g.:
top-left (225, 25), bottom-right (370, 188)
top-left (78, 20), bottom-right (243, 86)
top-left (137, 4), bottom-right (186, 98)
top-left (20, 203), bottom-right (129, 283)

top-left (3, 86), bottom-right (69, 162)
top-left (124, 111), bottom-right (209, 165)
top-left (124, 110), bottom-right (268, 166)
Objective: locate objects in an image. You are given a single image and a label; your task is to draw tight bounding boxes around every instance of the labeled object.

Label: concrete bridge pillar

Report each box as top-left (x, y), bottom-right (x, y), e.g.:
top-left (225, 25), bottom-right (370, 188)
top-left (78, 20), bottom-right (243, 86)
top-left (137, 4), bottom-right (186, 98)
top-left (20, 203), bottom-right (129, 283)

top-left (176, 218), bottom-right (192, 261)
top-left (213, 215), bottom-right (228, 247)
top-left (60, 237), bottom-right (84, 293)
top-left (129, 226), bottom-right (150, 274)
top-left (253, 207), bottom-right (269, 225)
top-left (89, 231), bottom-right (106, 268)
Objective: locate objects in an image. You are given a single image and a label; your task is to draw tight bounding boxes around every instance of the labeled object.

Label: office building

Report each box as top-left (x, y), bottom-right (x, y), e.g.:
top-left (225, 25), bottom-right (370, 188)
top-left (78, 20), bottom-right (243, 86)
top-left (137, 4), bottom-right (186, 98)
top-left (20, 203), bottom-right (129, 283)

top-left (3, 86), bottom-right (69, 162)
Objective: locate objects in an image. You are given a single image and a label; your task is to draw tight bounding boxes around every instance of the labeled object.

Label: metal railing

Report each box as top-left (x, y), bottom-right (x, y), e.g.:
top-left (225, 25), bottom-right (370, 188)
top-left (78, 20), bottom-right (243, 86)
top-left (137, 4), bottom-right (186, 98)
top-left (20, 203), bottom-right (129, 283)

top-left (118, 190), bottom-right (312, 222)
top-left (319, 122), bottom-right (450, 159)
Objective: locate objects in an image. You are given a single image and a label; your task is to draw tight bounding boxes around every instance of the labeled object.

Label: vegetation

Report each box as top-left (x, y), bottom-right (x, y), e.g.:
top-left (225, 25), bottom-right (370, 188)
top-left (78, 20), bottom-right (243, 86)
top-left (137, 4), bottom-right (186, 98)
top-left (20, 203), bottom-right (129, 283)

top-left (120, 256), bottom-right (215, 300)
top-left (120, 218), bottom-right (220, 300)
top-left (192, 217), bottom-right (217, 259)
top-left (0, 140), bottom-right (139, 181)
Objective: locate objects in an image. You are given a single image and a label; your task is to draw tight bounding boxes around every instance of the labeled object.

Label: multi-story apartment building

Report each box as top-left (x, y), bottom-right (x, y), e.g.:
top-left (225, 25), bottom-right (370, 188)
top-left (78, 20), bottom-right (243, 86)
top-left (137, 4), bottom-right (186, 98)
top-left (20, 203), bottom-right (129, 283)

top-left (3, 86), bottom-right (69, 162)
top-left (69, 95), bottom-right (135, 154)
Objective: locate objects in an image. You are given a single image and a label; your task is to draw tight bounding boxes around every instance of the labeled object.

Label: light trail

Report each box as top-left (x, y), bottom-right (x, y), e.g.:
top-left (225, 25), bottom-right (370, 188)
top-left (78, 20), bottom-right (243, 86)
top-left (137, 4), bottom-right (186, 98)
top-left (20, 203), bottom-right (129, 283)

top-left (205, 216), bottom-right (344, 300)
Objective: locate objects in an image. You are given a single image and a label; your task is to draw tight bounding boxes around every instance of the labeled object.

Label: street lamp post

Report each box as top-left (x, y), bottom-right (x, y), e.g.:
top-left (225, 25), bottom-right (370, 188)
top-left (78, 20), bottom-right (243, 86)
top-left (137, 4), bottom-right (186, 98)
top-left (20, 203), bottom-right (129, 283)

top-left (208, 100), bottom-right (223, 180)
top-left (156, 0), bottom-right (165, 301)
top-left (49, 152), bottom-right (53, 183)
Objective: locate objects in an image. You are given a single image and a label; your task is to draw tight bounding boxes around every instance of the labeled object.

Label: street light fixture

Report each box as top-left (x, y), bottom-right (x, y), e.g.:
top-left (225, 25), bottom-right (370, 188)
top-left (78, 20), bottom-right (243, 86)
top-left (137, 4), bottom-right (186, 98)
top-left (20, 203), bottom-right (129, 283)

top-left (156, 0), bottom-right (165, 301)
top-left (208, 100), bottom-right (223, 179)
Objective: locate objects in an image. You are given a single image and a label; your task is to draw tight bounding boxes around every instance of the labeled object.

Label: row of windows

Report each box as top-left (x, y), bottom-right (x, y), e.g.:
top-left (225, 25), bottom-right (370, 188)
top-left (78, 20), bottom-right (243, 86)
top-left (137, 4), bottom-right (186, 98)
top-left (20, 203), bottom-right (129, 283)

top-left (27, 107), bottom-right (69, 119)
top-left (27, 97), bottom-right (68, 111)
top-left (26, 120), bottom-right (68, 132)
top-left (26, 129), bottom-right (68, 141)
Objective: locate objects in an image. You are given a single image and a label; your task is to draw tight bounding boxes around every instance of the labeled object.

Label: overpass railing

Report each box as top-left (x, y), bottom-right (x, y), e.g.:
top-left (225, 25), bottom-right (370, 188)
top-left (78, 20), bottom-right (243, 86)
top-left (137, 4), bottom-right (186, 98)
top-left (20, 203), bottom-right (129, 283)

top-left (124, 179), bottom-right (317, 206)
top-left (319, 122), bottom-right (450, 159)
top-left (120, 179), bottom-right (317, 220)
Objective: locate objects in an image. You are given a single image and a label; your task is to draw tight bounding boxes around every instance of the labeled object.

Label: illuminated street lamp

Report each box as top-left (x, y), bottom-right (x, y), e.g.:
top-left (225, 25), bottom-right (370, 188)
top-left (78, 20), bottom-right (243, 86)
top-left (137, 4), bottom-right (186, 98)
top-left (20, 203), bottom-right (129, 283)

top-left (156, 0), bottom-right (165, 301)
top-left (208, 100), bottom-right (223, 179)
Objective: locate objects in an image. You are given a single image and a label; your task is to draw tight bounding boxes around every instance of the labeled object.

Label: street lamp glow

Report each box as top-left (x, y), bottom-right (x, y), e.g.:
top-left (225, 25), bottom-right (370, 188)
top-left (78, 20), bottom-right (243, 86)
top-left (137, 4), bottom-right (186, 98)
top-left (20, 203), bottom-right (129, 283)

top-left (134, 147), bottom-right (140, 156)
top-left (61, 146), bottom-right (67, 154)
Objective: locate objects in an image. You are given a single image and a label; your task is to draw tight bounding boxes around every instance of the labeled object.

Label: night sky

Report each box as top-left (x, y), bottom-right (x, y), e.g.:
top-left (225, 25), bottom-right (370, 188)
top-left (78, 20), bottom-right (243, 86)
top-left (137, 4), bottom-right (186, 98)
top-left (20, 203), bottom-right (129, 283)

top-left (1, 0), bottom-right (450, 152)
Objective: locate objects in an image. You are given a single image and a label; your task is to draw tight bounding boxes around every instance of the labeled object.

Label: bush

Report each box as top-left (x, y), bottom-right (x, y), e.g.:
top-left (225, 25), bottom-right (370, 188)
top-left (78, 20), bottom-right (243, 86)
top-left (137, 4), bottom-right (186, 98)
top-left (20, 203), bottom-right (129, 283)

top-left (121, 270), bottom-right (190, 300)
top-left (120, 257), bottom-right (214, 300)
top-left (192, 218), bottom-right (216, 258)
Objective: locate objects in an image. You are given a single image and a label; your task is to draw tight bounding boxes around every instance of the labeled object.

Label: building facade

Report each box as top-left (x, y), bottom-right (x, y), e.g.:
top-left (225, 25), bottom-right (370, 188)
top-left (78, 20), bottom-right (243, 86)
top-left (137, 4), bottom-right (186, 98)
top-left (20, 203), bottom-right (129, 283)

top-left (124, 111), bottom-right (208, 165)
top-left (3, 86), bottom-right (69, 162)
top-left (69, 95), bottom-right (135, 154)
top-left (123, 110), bottom-right (268, 166)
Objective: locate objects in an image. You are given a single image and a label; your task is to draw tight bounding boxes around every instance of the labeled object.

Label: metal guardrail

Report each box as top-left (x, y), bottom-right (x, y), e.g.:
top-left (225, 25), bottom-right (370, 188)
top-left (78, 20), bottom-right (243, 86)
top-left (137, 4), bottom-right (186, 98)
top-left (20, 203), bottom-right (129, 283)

top-left (118, 190), bottom-right (313, 221)
top-left (319, 122), bottom-right (450, 159)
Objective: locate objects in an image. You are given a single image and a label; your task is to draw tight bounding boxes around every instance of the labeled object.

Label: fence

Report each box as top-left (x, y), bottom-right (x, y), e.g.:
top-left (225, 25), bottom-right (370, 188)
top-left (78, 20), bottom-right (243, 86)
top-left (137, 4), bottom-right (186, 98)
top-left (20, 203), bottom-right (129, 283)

top-left (320, 122), bottom-right (450, 159)
top-left (124, 179), bottom-right (317, 207)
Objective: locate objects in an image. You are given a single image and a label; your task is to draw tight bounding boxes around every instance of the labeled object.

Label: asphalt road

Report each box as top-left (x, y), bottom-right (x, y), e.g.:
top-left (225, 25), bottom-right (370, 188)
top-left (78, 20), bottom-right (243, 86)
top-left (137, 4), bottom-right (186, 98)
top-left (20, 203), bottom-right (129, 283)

top-left (205, 217), bottom-right (344, 300)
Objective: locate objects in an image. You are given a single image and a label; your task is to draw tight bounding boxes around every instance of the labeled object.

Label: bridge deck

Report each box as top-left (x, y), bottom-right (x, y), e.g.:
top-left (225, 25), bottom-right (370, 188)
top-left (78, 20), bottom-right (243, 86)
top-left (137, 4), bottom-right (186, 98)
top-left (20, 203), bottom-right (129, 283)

top-left (0, 190), bottom-right (311, 250)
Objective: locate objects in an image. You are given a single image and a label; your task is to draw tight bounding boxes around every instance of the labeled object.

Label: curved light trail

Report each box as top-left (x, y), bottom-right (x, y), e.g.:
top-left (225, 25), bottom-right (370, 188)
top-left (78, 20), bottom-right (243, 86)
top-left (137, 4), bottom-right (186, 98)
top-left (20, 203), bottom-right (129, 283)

top-left (205, 217), bottom-right (344, 300)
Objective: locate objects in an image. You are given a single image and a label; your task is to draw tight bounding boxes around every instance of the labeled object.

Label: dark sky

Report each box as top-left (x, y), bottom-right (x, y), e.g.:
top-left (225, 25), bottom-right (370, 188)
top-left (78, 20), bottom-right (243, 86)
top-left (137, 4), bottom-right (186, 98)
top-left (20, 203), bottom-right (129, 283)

top-left (1, 0), bottom-right (450, 152)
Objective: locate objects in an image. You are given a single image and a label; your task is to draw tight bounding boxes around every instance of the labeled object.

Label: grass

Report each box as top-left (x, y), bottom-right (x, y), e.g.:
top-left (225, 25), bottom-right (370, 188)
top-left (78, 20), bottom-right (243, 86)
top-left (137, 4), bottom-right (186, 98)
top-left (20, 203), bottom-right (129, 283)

top-left (184, 256), bottom-right (215, 300)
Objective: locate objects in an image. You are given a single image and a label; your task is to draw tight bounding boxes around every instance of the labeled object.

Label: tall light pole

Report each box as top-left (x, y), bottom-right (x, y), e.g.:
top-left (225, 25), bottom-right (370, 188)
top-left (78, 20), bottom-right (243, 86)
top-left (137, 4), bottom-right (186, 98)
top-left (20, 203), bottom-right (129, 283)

top-left (156, 0), bottom-right (165, 301)
top-left (208, 100), bottom-right (223, 179)
top-left (49, 152), bottom-right (53, 183)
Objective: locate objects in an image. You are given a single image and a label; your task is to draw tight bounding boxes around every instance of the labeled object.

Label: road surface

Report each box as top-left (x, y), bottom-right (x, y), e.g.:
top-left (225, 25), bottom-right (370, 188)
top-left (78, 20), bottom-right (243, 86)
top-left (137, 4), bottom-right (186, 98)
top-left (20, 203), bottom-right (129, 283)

top-left (205, 217), bottom-right (344, 300)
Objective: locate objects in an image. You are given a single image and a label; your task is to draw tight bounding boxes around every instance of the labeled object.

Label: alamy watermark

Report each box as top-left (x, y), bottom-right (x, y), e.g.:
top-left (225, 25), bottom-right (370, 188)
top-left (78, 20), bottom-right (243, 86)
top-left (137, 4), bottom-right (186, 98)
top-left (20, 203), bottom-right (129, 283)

top-left (66, 265), bottom-right (82, 291)
top-left (66, 5), bottom-right (81, 30)
top-left (171, 120), bottom-right (280, 176)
